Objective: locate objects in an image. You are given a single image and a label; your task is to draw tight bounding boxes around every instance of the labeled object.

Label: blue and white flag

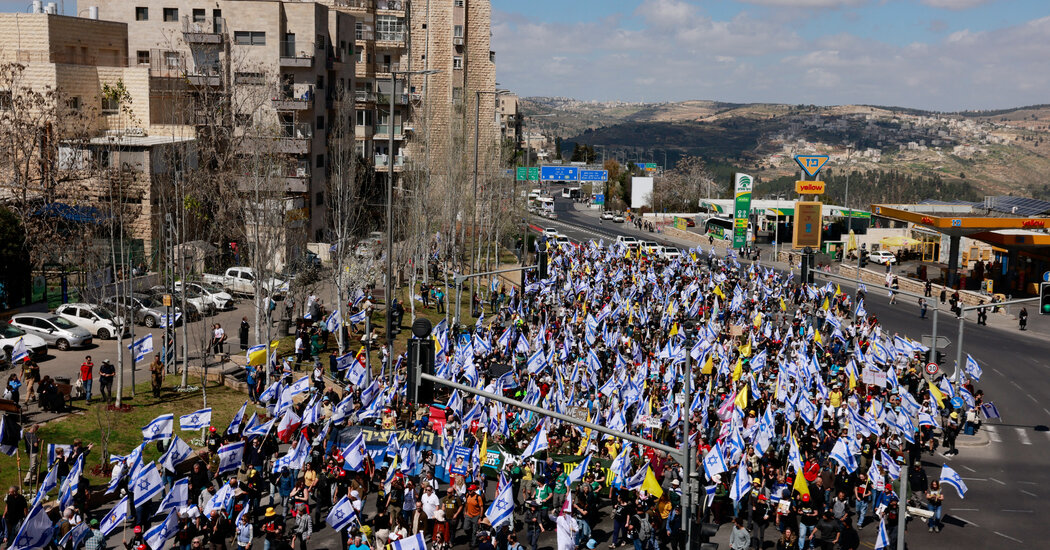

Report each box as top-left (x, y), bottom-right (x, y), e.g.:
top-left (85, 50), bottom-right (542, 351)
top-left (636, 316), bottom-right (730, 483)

top-left (57, 521), bottom-right (89, 550)
top-left (348, 309), bottom-right (367, 326)
top-left (58, 456), bottom-right (83, 510)
top-left (964, 354), bottom-right (982, 382)
top-left (702, 442), bottom-right (728, 480)
top-left (521, 425), bottom-right (549, 458)
top-left (485, 477), bottom-right (515, 528)
top-left (142, 413), bottom-right (174, 443)
top-left (566, 454), bottom-right (592, 486)
top-left (46, 444), bottom-right (73, 467)
top-left (245, 418), bottom-right (275, 438)
top-left (179, 408), bottom-right (213, 431)
top-left (391, 533), bottom-right (427, 550)
top-left (325, 310), bottom-right (342, 333)
top-left (729, 460), bottom-right (751, 502)
top-left (132, 463), bottom-right (164, 508)
top-left (217, 441), bottom-right (245, 476)
top-left (980, 402), bottom-right (1001, 420)
top-left (526, 348), bottom-right (548, 375)
top-left (875, 516), bottom-right (891, 550)
top-left (258, 380), bottom-right (281, 403)
top-left (939, 464), bottom-right (968, 499)
top-left (226, 400), bottom-right (249, 435)
top-left (128, 333), bottom-right (155, 363)
top-left (326, 495), bottom-right (359, 532)
top-left (160, 435), bottom-right (194, 473)
top-left (342, 431), bottom-right (367, 471)
top-left (145, 509), bottom-right (179, 550)
top-left (34, 465), bottom-right (58, 505)
top-left (9, 504), bottom-right (53, 550)
top-left (100, 495), bottom-right (130, 536)
top-left (10, 337), bottom-right (28, 364)
top-left (203, 483), bottom-right (234, 516)
top-left (829, 438), bottom-right (859, 474)
top-left (156, 478), bottom-right (189, 517)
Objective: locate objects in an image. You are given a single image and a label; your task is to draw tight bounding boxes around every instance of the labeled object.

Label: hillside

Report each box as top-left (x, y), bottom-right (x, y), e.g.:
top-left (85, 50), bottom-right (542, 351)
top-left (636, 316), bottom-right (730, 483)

top-left (523, 97), bottom-right (1050, 201)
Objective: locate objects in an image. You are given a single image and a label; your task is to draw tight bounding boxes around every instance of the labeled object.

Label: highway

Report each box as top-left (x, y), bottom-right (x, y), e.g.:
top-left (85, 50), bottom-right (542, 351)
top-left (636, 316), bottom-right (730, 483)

top-left (531, 189), bottom-right (1050, 547)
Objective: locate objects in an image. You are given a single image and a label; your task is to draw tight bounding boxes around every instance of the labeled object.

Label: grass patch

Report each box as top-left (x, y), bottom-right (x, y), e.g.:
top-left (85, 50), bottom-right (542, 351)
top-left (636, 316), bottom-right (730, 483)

top-left (2, 375), bottom-right (265, 495)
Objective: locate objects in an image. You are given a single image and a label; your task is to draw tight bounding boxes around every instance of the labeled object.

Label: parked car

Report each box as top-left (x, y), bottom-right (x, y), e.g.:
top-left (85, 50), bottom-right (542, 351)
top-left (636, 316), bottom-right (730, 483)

top-left (616, 235), bottom-right (639, 248)
top-left (869, 250), bottom-right (897, 265)
top-left (101, 293), bottom-right (179, 328)
top-left (601, 211), bottom-right (615, 220)
top-left (9, 313), bottom-right (92, 351)
top-left (202, 267), bottom-right (288, 297)
top-left (54, 303), bottom-right (129, 340)
top-left (613, 214), bottom-right (625, 223)
top-left (685, 218), bottom-right (696, 227)
top-left (175, 281), bottom-right (235, 311)
top-left (641, 241), bottom-right (661, 256)
top-left (0, 323), bottom-right (48, 363)
top-left (148, 286), bottom-right (214, 319)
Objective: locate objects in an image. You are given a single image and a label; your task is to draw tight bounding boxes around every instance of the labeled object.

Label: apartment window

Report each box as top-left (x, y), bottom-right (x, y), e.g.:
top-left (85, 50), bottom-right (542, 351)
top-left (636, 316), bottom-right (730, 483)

top-left (234, 31), bottom-right (266, 45)
top-left (315, 192), bottom-right (324, 206)
top-left (316, 154), bottom-right (324, 168)
top-left (453, 25), bottom-right (463, 38)
top-left (234, 72), bottom-right (266, 85)
top-left (316, 35), bottom-right (325, 51)
top-left (0, 91), bottom-right (11, 111)
top-left (316, 115), bottom-right (325, 131)
top-left (356, 110), bottom-right (372, 126)
top-left (101, 95), bottom-right (120, 114)
top-left (135, 6), bottom-right (148, 20)
top-left (454, 0), bottom-right (464, 6)
top-left (66, 97), bottom-right (80, 110)
top-left (452, 87), bottom-right (463, 103)
top-left (489, 51), bottom-right (495, 62)
top-left (316, 75), bottom-right (324, 90)
top-left (376, 15), bottom-right (404, 41)
top-left (136, 50), bottom-right (150, 64)
top-left (453, 56), bottom-right (463, 69)
top-left (192, 8), bottom-right (205, 22)
top-left (162, 8), bottom-right (178, 22)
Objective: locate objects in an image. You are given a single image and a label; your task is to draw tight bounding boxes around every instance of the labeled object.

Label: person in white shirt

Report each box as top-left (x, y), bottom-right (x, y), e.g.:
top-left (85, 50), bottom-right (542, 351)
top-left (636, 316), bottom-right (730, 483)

top-left (211, 324), bottom-right (227, 354)
top-left (555, 509), bottom-right (578, 550)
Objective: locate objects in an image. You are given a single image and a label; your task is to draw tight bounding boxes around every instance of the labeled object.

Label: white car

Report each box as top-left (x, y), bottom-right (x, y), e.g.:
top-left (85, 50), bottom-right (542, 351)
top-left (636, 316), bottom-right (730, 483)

top-left (542, 228), bottom-right (560, 238)
top-left (641, 241), bottom-right (661, 255)
top-left (869, 250), bottom-right (897, 265)
top-left (555, 235), bottom-right (573, 249)
top-left (601, 212), bottom-right (615, 220)
top-left (176, 282), bottom-right (235, 311)
top-left (616, 235), bottom-right (639, 248)
top-left (663, 248), bottom-right (682, 261)
top-left (0, 323), bottom-right (47, 363)
top-left (613, 214), bottom-right (625, 223)
top-left (54, 303), bottom-right (128, 340)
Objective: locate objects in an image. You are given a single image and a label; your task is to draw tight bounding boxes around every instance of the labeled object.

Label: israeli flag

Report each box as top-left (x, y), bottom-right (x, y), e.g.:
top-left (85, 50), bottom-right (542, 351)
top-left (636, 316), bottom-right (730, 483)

top-left (160, 435), bottom-right (194, 473)
top-left (391, 533), bottom-right (427, 550)
top-left (145, 509), bottom-right (179, 550)
top-left (342, 431), bottom-right (367, 471)
top-left (156, 478), bottom-right (188, 517)
top-left (326, 495), bottom-right (359, 532)
top-left (226, 400), bottom-right (249, 435)
top-left (100, 495), bottom-right (130, 536)
top-left (980, 402), bottom-right (1001, 420)
top-left (142, 413), bottom-right (174, 443)
top-left (58, 456), bottom-right (83, 509)
top-left (326, 310), bottom-right (342, 332)
top-left (34, 465), bottom-right (57, 505)
top-left (566, 454), bottom-right (592, 486)
top-left (625, 463), bottom-right (648, 491)
top-left (258, 380), bottom-right (282, 403)
top-left (203, 483), bottom-right (234, 516)
top-left (57, 521), bottom-right (89, 550)
top-left (10, 337), bottom-right (28, 364)
top-left (829, 438), bottom-right (859, 474)
top-left (485, 478), bottom-right (515, 529)
top-left (286, 376), bottom-right (312, 397)
top-left (217, 441), bottom-right (245, 476)
top-left (179, 408), bottom-right (213, 431)
top-left (158, 312), bottom-right (181, 328)
top-left (348, 309), bottom-right (367, 325)
top-left (9, 504), bottom-right (54, 550)
top-left (964, 354), bottom-right (982, 382)
top-left (875, 516), bottom-right (890, 550)
top-left (132, 463), bottom-right (164, 508)
top-left (939, 464), bottom-right (968, 499)
top-left (128, 333), bottom-right (155, 363)
top-left (729, 461), bottom-right (752, 502)
top-left (526, 348), bottom-right (548, 375)
top-left (521, 425), bottom-right (549, 458)
top-left (245, 418), bottom-right (275, 438)
top-left (702, 442), bottom-right (728, 480)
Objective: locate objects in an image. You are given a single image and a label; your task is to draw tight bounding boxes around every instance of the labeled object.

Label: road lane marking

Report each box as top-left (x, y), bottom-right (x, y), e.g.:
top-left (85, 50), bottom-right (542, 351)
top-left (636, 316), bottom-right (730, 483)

top-left (1027, 393), bottom-right (1038, 403)
top-left (989, 477), bottom-right (1006, 485)
top-left (1001, 509), bottom-right (1033, 513)
top-left (1020, 490), bottom-right (1038, 497)
top-left (985, 425), bottom-right (1002, 442)
top-left (960, 477), bottom-right (986, 481)
top-left (1018, 481), bottom-right (1038, 485)
top-left (952, 515), bottom-right (979, 527)
top-left (1014, 427), bottom-right (1031, 445)
top-left (994, 532), bottom-right (1023, 543)
top-left (992, 367), bottom-right (1004, 376)
top-left (962, 465), bottom-right (976, 473)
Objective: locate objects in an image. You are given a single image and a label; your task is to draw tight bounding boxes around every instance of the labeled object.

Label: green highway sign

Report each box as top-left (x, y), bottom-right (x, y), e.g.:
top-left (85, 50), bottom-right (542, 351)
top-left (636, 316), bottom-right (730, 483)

top-left (516, 167), bottom-right (540, 181)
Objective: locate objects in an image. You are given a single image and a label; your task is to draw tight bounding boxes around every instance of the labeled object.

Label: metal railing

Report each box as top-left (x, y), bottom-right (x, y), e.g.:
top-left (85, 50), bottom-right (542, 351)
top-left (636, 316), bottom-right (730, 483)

top-left (280, 122), bottom-right (314, 139)
top-left (280, 41), bottom-right (314, 59)
top-left (335, 0), bottom-right (370, 8)
top-left (374, 62), bottom-right (402, 73)
top-left (374, 154), bottom-right (405, 167)
top-left (376, 0), bottom-right (404, 10)
top-left (19, 49), bottom-right (128, 67)
top-left (375, 124), bottom-right (402, 135)
top-left (375, 31), bottom-right (405, 42)
top-left (181, 15), bottom-right (225, 35)
top-left (354, 90), bottom-right (376, 102)
top-left (355, 29), bottom-right (374, 41)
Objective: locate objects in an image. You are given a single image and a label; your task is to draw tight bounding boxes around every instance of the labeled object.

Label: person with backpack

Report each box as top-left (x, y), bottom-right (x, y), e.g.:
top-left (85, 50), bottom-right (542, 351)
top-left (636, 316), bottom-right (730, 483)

top-left (636, 511), bottom-right (653, 550)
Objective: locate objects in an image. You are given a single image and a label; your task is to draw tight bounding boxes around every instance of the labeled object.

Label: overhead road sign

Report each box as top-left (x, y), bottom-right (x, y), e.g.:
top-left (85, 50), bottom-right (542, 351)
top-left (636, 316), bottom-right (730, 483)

top-left (579, 169), bottom-right (609, 182)
top-left (794, 155), bottom-right (829, 178)
top-left (795, 180), bottom-right (825, 194)
top-left (516, 167), bottom-right (539, 181)
top-left (920, 335), bottom-right (951, 349)
top-left (540, 166), bottom-right (579, 182)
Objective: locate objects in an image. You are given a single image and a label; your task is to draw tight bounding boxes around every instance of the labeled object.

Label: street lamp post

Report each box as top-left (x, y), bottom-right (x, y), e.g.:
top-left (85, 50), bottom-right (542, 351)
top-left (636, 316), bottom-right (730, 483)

top-left (386, 69), bottom-right (440, 351)
top-left (470, 89), bottom-right (509, 311)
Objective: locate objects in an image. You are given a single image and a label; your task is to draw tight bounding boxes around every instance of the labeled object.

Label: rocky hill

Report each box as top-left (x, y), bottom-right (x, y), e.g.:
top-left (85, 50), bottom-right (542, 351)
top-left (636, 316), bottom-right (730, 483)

top-left (523, 97), bottom-right (1050, 200)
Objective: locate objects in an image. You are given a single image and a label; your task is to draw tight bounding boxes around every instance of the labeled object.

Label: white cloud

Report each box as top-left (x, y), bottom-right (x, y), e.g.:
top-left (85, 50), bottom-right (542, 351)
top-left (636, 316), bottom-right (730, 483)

top-left (920, 0), bottom-right (992, 9)
top-left (737, 0), bottom-right (867, 7)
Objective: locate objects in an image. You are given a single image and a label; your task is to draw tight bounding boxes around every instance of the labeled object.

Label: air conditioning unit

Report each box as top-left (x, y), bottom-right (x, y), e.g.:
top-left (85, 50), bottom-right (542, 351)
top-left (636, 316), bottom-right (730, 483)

top-left (296, 167), bottom-right (307, 177)
top-left (453, 37), bottom-right (464, 46)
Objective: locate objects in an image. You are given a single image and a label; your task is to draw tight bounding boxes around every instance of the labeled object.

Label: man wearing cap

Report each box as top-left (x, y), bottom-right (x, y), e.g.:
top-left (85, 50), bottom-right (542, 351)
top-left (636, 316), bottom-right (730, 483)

top-left (442, 488), bottom-right (463, 542)
top-left (524, 501), bottom-right (545, 550)
top-left (83, 518), bottom-right (105, 550)
top-left (464, 484), bottom-right (485, 547)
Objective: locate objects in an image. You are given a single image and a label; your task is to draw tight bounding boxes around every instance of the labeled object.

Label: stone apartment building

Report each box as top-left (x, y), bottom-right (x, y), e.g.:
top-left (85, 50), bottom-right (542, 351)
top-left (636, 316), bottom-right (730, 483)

top-left (92, 0), bottom-right (356, 247)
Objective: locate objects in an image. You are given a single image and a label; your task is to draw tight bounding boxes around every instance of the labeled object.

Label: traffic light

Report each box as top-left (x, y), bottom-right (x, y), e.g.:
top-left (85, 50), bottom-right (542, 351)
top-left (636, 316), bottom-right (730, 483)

top-left (406, 319), bottom-right (435, 403)
top-left (800, 247), bottom-right (815, 285)
top-left (1040, 282), bottom-right (1050, 315)
top-left (538, 239), bottom-right (549, 279)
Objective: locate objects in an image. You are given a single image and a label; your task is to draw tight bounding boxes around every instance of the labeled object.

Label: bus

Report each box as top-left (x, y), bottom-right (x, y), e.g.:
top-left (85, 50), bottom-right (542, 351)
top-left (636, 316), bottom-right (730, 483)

top-left (561, 186), bottom-right (581, 200)
top-left (704, 216), bottom-right (734, 242)
top-left (536, 196), bottom-right (555, 217)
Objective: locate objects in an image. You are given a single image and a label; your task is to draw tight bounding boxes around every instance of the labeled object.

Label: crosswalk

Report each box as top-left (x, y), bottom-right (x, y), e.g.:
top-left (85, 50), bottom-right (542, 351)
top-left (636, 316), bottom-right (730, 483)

top-left (982, 425), bottom-right (1048, 446)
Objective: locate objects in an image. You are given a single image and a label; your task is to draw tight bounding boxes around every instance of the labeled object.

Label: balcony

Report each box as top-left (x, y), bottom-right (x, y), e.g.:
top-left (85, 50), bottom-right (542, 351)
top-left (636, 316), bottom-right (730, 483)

top-left (354, 90), bottom-right (376, 103)
top-left (375, 92), bottom-right (409, 105)
top-left (237, 166), bottom-right (310, 193)
top-left (375, 31), bottom-right (406, 46)
top-left (376, 0), bottom-right (405, 12)
top-left (242, 123), bottom-right (314, 154)
top-left (355, 30), bottom-right (374, 41)
top-left (186, 64), bottom-right (223, 87)
top-left (374, 62), bottom-right (402, 75)
top-left (374, 124), bottom-right (403, 140)
top-left (272, 84), bottom-right (314, 110)
top-left (334, 0), bottom-right (371, 10)
top-left (374, 154), bottom-right (406, 172)
top-left (280, 42), bottom-right (314, 68)
top-left (182, 16), bottom-right (225, 44)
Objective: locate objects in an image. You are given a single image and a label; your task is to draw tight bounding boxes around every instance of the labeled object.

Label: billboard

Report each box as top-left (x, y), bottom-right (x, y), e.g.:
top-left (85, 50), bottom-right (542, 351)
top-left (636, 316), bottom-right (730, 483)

top-left (793, 201), bottom-right (823, 249)
top-left (733, 173), bottom-right (754, 249)
top-left (630, 177), bottom-right (654, 209)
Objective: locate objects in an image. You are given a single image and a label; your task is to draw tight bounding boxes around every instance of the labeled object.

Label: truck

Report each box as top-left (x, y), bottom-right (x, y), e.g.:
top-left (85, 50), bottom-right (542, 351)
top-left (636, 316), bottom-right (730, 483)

top-left (202, 267), bottom-right (289, 297)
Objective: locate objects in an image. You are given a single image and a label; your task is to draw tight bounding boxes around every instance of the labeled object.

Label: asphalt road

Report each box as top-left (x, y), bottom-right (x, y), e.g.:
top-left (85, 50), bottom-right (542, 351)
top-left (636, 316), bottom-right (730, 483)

top-left (532, 189), bottom-right (1050, 548)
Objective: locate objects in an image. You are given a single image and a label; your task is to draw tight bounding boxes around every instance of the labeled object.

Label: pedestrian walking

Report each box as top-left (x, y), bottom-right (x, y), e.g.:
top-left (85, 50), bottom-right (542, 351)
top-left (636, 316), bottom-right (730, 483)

top-left (240, 317), bottom-right (250, 351)
top-left (919, 298), bottom-right (928, 319)
top-left (150, 355), bottom-right (164, 397)
top-left (79, 355), bottom-right (94, 403)
top-left (98, 359), bottom-right (115, 402)
top-left (729, 517), bottom-right (750, 550)
top-left (977, 300), bottom-right (987, 325)
top-left (1019, 306), bottom-right (1028, 330)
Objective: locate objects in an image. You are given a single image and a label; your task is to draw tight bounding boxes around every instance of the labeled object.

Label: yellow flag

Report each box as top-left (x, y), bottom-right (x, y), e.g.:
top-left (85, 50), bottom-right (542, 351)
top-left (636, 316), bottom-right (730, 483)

top-left (641, 466), bottom-right (664, 498)
top-left (780, 298), bottom-right (787, 311)
top-left (702, 354), bottom-right (714, 375)
top-left (753, 312), bottom-right (763, 328)
top-left (814, 329), bottom-right (823, 345)
top-left (732, 358), bottom-right (743, 381)
top-left (793, 471), bottom-right (810, 498)
top-left (669, 323), bottom-right (679, 336)
top-left (739, 340), bottom-right (752, 358)
top-left (713, 286), bottom-right (725, 299)
top-left (835, 285), bottom-right (842, 296)
top-left (479, 431), bottom-right (489, 466)
top-left (928, 381), bottom-right (945, 404)
top-left (849, 369), bottom-right (857, 390)
top-left (822, 297), bottom-right (830, 311)
top-left (735, 384), bottom-right (748, 410)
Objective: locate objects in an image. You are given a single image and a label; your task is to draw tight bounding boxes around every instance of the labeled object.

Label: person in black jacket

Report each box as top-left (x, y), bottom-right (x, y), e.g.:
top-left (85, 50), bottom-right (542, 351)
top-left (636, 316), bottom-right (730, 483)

top-left (240, 317), bottom-right (250, 351)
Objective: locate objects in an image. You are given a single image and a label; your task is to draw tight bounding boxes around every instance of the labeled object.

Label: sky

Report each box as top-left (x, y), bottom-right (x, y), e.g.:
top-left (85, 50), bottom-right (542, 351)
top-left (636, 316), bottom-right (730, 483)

top-left (491, 0), bottom-right (1050, 111)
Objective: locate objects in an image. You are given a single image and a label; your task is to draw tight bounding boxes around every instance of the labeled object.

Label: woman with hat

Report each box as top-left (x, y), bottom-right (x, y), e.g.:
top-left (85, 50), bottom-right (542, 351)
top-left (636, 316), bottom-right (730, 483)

top-left (261, 507), bottom-right (284, 550)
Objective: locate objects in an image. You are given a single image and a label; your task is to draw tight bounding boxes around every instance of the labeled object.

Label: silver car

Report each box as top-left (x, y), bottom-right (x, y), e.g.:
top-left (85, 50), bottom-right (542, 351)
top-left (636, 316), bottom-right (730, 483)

top-left (9, 312), bottom-right (93, 351)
